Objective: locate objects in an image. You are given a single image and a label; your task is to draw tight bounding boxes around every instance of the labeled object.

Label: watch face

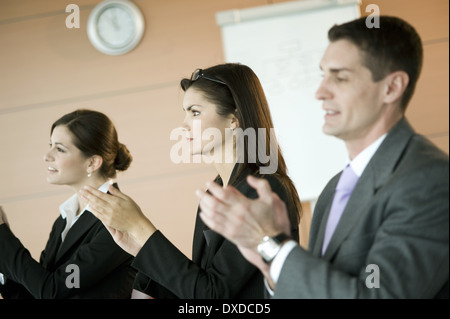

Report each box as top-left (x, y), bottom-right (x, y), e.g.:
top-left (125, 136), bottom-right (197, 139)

top-left (97, 6), bottom-right (135, 47)
top-left (258, 237), bottom-right (281, 263)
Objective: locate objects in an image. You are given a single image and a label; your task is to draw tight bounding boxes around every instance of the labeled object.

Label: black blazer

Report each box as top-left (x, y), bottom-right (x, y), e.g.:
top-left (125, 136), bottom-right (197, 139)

top-left (0, 184), bottom-right (136, 299)
top-left (132, 165), bottom-right (300, 299)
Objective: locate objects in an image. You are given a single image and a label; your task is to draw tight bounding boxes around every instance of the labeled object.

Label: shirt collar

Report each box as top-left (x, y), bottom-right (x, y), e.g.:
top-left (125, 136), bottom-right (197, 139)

top-left (349, 133), bottom-right (387, 177)
top-left (59, 181), bottom-right (110, 220)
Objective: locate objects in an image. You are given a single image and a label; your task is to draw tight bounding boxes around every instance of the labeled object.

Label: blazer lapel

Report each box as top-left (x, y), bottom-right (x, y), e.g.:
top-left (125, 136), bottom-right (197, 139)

top-left (192, 208), bottom-right (208, 263)
top-left (54, 182), bottom-right (119, 262)
top-left (321, 118), bottom-right (415, 260)
top-left (309, 176), bottom-right (339, 257)
top-left (55, 211), bottom-right (98, 261)
top-left (41, 217), bottom-right (65, 268)
top-left (192, 164), bottom-right (250, 264)
top-left (322, 171), bottom-right (376, 259)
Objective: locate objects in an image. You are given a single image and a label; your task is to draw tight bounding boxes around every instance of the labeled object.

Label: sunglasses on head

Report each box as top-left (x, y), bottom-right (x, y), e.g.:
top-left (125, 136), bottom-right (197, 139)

top-left (191, 68), bottom-right (226, 85)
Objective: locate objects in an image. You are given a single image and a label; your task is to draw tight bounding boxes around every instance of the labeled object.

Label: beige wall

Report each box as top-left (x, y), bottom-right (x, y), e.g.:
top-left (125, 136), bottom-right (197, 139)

top-left (0, 0), bottom-right (448, 272)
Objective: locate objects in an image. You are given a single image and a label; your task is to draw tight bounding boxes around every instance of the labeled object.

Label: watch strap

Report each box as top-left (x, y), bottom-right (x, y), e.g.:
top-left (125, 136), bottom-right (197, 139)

top-left (272, 233), bottom-right (291, 245)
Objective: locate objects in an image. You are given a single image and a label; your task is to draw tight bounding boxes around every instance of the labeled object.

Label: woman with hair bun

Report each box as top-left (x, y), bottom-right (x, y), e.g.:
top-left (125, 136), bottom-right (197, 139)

top-left (0, 109), bottom-right (136, 299)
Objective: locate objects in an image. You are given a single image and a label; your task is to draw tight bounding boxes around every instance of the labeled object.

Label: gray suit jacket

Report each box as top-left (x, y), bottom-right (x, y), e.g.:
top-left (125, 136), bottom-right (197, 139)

top-left (275, 118), bottom-right (449, 298)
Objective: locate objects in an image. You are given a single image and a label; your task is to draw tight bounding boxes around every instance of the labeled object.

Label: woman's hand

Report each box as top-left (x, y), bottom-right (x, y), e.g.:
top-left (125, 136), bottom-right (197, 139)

top-left (79, 185), bottom-right (156, 256)
top-left (103, 224), bottom-right (143, 257)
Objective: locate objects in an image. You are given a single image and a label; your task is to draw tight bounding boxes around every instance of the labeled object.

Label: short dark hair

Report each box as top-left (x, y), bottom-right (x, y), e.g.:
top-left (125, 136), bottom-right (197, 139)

top-left (51, 109), bottom-right (132, 178)
top-left (328, 16), bottom-right (423, 112)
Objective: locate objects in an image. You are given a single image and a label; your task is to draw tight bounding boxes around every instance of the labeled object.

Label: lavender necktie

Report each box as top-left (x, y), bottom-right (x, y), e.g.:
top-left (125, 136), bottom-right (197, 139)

top-left (322, 164), bottom-right (359, 255)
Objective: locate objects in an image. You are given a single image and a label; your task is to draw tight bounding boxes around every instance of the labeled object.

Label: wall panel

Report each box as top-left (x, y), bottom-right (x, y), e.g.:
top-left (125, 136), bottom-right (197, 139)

top-left (361, 0), bottom-right (449, 153)
top-left (407, 41), bottom-right (449, 135)
top-left (0, 0), bottom-right (283, 266)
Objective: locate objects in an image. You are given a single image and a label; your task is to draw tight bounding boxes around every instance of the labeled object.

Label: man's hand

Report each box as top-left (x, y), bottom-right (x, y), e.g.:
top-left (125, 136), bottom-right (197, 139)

top-left (196, 175), bottom-right (291, 278)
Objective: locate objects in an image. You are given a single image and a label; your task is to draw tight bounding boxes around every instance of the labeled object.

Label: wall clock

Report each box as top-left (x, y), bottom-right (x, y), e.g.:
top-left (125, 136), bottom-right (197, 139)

top-left (87, 0), bottom-right (145, 55)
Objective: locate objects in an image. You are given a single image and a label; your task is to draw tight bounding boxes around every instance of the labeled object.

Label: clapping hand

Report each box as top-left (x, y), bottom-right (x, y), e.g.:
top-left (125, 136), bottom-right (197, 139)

top-left (79, 185), bottom-right (156, 256)
top-left (196, 175), bottom-right (291, 281)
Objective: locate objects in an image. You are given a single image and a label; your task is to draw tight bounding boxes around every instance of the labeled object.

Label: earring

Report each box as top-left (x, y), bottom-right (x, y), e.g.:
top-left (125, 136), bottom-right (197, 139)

top-left (87, 171), bottom-right (92, 178)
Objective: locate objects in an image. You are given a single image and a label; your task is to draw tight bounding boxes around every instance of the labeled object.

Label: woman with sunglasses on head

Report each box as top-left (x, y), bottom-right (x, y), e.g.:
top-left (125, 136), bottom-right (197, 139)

top-left (81, 63), bottom-right (302, 298)
top-left (0, 109), bottom-right (136, 299)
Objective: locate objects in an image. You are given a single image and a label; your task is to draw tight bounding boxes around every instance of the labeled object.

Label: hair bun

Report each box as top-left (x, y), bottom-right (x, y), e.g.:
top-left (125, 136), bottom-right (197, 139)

top-left (114, 143), bottom-right (132, 171)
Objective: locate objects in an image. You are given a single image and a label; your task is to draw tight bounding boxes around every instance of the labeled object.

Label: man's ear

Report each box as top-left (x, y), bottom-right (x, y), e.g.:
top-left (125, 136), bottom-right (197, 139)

top-left (383, 71), bottom-right (409, 105)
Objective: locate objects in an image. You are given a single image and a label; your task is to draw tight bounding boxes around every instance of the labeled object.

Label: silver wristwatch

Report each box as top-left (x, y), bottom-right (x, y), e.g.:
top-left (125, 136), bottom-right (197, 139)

top-left (257, 233), bottom-right (291, 264)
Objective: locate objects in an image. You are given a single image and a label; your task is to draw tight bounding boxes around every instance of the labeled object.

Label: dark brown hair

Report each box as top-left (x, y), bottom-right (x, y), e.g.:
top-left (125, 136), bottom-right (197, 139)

top-left (328, 16), bottom-right (423, 111)
top-left (181, 63), bottom-right (302, 223)
top-left (51, 109), bottom-right (132, 178)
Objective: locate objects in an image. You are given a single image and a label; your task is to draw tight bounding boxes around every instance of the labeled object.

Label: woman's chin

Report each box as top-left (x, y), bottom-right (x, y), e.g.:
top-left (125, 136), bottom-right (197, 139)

top-left (46, 177), bottom-right (62, 185)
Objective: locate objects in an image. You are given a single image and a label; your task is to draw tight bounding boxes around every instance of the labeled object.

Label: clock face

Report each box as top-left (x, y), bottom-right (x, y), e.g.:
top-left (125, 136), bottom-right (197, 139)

top-left (87, 0), bottom-right (145, 55)
top-left (97, 6), bottom-right (136, 47)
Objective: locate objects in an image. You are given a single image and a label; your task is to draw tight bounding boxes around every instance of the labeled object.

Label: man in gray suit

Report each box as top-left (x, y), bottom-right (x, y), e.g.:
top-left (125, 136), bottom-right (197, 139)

top-left (196, 16), bottom-right (449, 298)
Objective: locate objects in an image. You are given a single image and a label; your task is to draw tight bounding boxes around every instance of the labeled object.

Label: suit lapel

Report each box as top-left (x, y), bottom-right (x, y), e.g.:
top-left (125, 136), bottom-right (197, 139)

top-left (192, 164), bottom-right (251, 264)
top-left (320, 118), bottom-right (415, 260)
top-left (309, 176), bottom-right (339, 257)
top-left (41, 217), bottom-right (65, 268)
top-left (322, 171), bottom-right (376, 259)
top-left (192, 208), bottom-right (208, 263)
top-left (55, 211), bottom-right (98, 261)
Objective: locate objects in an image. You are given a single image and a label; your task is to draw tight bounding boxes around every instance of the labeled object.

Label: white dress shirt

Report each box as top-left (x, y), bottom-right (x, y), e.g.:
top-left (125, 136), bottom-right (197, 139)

top-left (266, 134), bottom-right (387, 295)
